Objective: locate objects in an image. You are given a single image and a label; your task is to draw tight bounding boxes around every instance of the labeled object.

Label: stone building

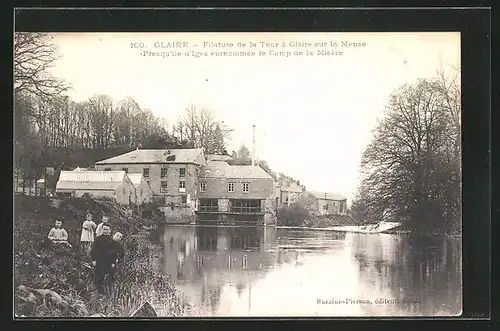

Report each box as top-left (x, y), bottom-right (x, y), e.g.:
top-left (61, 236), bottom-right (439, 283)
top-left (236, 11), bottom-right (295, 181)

top-left (95, 148), bottom-right (206, 218)
top-left (197, 161), bottom-right (276, 225)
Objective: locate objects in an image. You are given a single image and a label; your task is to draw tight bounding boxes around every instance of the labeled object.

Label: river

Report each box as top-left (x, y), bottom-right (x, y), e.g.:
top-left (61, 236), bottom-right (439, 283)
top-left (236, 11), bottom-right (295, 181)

top-left (152, 225), bottom-right (462, 317)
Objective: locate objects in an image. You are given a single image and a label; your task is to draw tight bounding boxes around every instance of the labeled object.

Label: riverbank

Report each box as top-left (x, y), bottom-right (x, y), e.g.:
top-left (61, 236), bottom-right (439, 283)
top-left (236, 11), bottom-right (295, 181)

top-left (276, 219), bottom-right (461, 238)
top-left (14, 195), bottom-right (190, 317)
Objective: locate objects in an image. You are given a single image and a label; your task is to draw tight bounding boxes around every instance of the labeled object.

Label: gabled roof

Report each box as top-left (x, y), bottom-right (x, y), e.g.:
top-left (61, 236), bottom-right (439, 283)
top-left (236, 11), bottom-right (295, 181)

top-left (56, 170), bottom-right (126, 191)
top-left (200, 163), bottom-right (274, 180)
top-left (307, 191), bottom-right (346, 201)
top-left (95, 148), bottom-right (205, 165)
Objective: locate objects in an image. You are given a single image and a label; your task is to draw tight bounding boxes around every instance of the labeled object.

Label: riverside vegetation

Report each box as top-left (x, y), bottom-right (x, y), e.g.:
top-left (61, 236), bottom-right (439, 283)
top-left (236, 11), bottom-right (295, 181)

top-left (14, 195), bottom-right (190, 317)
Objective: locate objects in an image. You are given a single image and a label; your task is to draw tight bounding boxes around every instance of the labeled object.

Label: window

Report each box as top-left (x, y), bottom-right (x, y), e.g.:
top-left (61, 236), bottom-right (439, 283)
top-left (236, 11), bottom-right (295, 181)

top-left (104, 168), bottom-right (111, 171)
top-left (143, 168), bottom-right (150, 178)
top-left (200, 182), bottom-right (206, 192)
top-left (160, 181), bottom-right (168, 193)
top-left (228, 182), bottom-right (235, 192)
top-left (181, 195), bottom-right (187, 204)
top-left (123, 187), bottom-right (126, 195)
top-left (242, 182), bottom-right (249, 192)
top-left (140, 188), bottom-right (143, 196)
top-left (161, 168), bottom-right (168, 178)
top-left (179, 168), bottom-right (186, 178)
top-left (179, 181), bottom-right (186, 189)
top-left (324, 204), bottom-right (329, 210)
top-left (122, 168), bottom-right (128, 173)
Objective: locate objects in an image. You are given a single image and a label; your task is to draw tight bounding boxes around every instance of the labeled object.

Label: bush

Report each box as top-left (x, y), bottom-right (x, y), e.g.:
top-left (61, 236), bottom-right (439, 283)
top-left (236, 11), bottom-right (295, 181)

top-left (277, 205), bottom-right (310, 227)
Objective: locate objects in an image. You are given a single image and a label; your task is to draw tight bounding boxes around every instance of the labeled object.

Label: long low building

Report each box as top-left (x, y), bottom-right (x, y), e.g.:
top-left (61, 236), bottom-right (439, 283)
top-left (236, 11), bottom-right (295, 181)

top-left (306, 191), bottom-right (348, 215)
top-left (55, 170), bottom-right (136, 205)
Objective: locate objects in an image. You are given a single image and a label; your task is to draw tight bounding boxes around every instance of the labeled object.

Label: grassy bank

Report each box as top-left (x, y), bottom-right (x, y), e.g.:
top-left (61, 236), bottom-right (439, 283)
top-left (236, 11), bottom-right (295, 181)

top-left (14, 195), bottom-right (190, 317)
top-left (276, 205), bottom-right (358, 228)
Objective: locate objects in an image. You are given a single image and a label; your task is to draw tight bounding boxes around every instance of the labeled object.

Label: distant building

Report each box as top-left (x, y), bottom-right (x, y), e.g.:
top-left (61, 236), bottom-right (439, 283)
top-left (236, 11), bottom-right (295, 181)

top-left (306, 191), bottom-right (347, 215)
top-left (55, 170), bottom-right (135, 205)
top-left (277, 180), bottom-right (304, 207)
top-left (127, 173), bottom-right (153, 205)
top-left (94, 148), bottom-right (206, 212)
top-left (197, 160), bottom-right (276, 225)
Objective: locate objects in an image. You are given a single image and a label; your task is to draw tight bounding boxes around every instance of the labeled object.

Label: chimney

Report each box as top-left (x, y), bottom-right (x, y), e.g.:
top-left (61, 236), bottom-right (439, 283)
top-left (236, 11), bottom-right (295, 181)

top-left (252, 124), bottom-right (256, 166)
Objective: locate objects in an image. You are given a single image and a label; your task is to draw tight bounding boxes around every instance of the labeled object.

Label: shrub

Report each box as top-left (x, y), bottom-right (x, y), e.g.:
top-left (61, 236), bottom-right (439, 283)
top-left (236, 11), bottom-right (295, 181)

top-left (277, 205), bottom-right (310, 227)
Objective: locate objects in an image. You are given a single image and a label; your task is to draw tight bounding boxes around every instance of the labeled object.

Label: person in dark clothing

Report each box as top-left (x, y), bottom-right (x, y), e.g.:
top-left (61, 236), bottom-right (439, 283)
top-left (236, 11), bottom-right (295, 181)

top-left (109, 232), bottom-right (125, 282)
top-left (90, 223), bottom-right (118, 294)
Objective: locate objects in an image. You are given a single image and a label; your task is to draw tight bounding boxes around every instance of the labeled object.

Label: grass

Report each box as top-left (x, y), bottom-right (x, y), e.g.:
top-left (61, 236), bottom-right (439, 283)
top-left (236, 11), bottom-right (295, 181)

top-left (14, 195), bottom-right (190, 317)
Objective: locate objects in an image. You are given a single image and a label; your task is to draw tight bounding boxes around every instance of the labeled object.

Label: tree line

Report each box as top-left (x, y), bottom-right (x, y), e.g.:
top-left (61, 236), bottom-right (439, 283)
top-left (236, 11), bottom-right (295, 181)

top-left (14, 33), bottom-right (235, 185)
top-left (14, 32), bottom-right (300, 194)
top-left (350, 69), bottom-right (461, 234)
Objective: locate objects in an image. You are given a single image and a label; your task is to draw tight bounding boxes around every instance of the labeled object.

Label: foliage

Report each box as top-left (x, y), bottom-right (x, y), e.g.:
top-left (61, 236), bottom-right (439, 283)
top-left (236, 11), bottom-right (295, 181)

top-left (13, 34), bottom-right (232, 188)
top-left (14, 196), bottom-right (190, 317)
top-left (277, 205), bottom-right (310, 227)
top-left (351, 70), bottom-right (461, 234)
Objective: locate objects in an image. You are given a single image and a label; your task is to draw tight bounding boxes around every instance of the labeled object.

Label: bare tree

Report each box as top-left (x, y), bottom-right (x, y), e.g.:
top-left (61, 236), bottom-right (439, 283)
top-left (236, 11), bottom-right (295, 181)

top-left (352, 75), bottom-right (461, 232)
top-left (87, 94), bottom-right (116, 148)
top-left (175, 105), bottom-right (233, 153)
top-left (14, 33), bottom-right (69, 99)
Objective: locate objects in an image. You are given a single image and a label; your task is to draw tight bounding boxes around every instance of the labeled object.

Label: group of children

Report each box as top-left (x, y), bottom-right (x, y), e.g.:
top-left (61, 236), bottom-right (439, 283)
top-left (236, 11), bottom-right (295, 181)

top-left (46, 213), bottom-right (125, 294)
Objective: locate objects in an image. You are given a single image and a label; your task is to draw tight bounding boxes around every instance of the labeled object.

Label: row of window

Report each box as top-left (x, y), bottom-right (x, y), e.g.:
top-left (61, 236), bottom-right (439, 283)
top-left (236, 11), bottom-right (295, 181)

top-left (160, 180), bottom-right (185, 193)
top-left (159, 181), bottom-right (250, 193)
top-left (146, 167), bottom-right (185, 178)
top-left (105, 167), bottom-right (187, 179)
top-left (200, 182), bottom-right (249, 193)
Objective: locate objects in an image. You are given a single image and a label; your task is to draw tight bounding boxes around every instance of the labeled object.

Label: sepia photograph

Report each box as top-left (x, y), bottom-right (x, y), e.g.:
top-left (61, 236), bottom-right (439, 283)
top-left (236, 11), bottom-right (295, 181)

top-left (14, 31), bottom-right (462, 318)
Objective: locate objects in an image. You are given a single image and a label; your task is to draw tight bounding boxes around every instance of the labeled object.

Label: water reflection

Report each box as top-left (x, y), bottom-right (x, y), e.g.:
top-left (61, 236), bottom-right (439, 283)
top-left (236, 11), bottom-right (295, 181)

top-left (156, 226), bottom-right (461, 317)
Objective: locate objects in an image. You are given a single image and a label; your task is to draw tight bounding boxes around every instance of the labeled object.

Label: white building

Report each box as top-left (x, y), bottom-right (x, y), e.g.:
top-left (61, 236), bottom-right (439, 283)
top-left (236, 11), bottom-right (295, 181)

top-left (55, 170), bottom-right (135, 205)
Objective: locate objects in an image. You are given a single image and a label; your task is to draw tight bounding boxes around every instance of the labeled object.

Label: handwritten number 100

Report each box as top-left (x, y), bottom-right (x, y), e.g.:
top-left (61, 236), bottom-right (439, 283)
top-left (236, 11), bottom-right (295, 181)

top-left (130, 42), bottom-right (145, 48)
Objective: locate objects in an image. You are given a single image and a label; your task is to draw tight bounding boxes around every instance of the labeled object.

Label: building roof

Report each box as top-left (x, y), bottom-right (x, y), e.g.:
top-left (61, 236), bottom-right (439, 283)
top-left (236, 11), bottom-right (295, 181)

top-left (95, 148), bottom-right (205, 165)
top-left (280, 181), bottom-right (303, 193)
top-left (126, 173), bottom-right (144, 188)
top-left (73, 166), bottom-right (89, 171)
top-left (56, 170), bottom-right (127, 191)
top-left (200, 163), bottom-right (274, 180)
top-left (206, 154), bottom-right (233, 162)
top-left (307, 191), bottom-right (347, 201)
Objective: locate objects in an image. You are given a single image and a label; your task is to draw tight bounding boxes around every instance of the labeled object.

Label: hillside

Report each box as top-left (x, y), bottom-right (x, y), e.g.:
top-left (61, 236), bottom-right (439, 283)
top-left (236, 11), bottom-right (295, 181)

top-left (14, 195), bottom-right (189, 317)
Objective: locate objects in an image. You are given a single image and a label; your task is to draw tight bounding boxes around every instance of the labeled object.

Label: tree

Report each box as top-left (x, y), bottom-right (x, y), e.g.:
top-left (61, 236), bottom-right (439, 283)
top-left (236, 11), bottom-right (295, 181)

top-left (229, 144), bottom-right (252, 165)
top-left (352, 73), bottom-right (461, 232)
top-left (14, 32), bottom-right (69, 99)
top-left (174, 105), bottom-right (233, 154)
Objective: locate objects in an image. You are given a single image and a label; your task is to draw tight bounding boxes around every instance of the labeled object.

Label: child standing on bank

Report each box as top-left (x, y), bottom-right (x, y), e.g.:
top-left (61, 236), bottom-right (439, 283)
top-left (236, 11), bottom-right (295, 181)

top-left (80, 213), bottom-right (97, 255)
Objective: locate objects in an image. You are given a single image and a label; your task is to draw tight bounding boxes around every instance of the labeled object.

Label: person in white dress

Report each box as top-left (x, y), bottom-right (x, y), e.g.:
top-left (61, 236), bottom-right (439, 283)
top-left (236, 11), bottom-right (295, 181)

top-left (80, 213), bottom-right (97, 254)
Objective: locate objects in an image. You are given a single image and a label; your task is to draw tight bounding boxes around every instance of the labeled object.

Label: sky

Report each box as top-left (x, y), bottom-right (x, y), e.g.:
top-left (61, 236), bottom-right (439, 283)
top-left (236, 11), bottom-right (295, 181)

top-left (47, 32), bottom-right (460, 203)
